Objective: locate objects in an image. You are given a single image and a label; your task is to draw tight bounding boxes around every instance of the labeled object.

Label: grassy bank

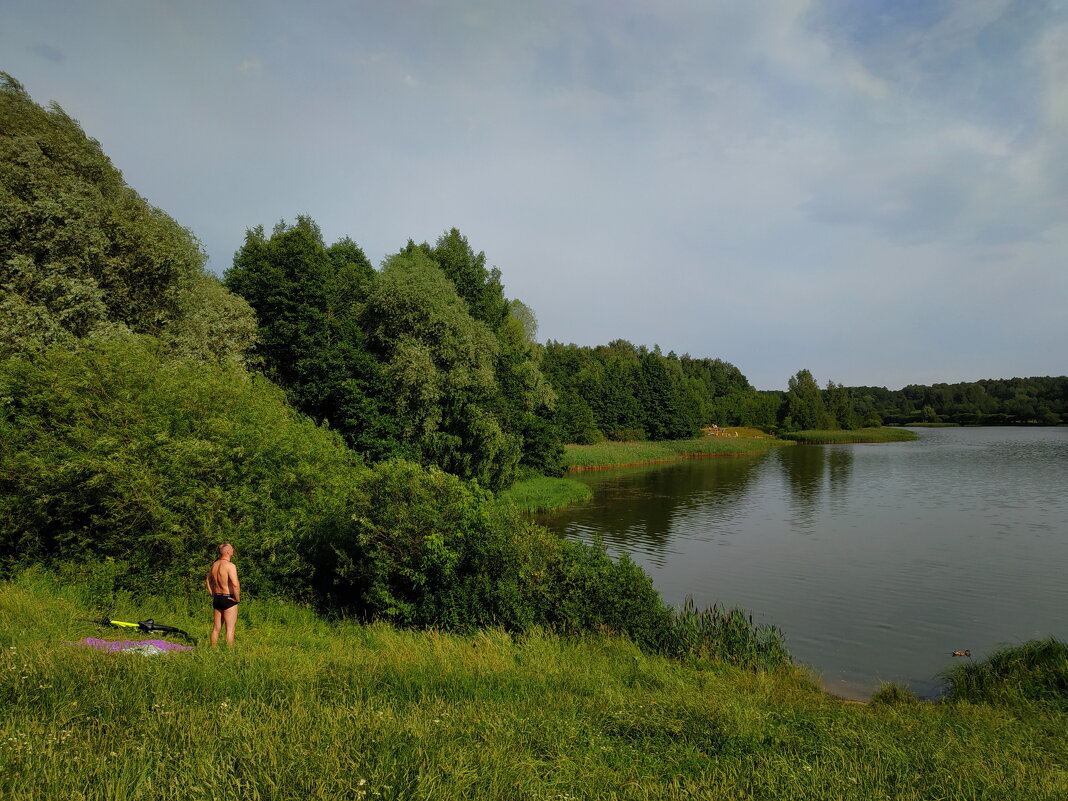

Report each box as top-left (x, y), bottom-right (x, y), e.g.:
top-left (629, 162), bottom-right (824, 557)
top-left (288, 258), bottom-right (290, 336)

top-left (780, 427), bottom-right (919, 444)
top-left (564, 429), bottom-right (785, 471)
top-left (3, 576), bottom-right (1067, 800)
top-left (496, 475), bottom-right (594, 513)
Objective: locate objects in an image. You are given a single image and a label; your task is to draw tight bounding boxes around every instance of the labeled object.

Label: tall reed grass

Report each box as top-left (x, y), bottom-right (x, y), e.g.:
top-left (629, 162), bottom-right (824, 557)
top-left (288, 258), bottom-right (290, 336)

top-left (780, 428), bottom-right (918, 444)
top-left (564, 434), bottom-right (778, 471)
top-left (496, 476), bottom-right (593, 513)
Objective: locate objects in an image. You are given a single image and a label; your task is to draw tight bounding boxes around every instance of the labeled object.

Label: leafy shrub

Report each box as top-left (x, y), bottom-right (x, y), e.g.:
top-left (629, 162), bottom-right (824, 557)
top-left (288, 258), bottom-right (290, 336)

top-left (542, 538), bottom-right (675, 652)
top-left (302, 459), bottom-right (534, 629)
top-left (0, 337), bottom-right (365, 596)
top-left (0, 75), bottom-right (256, 363)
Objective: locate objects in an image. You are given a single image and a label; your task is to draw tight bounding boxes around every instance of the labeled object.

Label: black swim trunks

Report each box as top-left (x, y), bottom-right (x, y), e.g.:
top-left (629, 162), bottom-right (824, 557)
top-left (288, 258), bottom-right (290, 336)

top-left (212, 593), bottom-right (238, 611)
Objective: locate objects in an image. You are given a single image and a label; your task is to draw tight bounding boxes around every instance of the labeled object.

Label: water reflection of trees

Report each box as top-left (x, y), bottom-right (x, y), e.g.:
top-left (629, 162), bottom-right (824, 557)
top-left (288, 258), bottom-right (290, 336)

top-left (544, 456), bottom-right (765, 564)
top-left (779, 445), bottom-right (854, 529)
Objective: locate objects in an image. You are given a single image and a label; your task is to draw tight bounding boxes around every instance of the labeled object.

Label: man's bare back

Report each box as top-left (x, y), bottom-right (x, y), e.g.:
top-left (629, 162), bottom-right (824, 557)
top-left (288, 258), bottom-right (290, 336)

top-left (206, 543), bottom-right (240, 647)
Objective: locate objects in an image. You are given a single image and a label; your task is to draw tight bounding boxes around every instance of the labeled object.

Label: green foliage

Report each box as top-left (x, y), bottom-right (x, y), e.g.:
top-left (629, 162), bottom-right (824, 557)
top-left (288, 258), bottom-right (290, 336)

top-left (845, 377), bottom-right (1068, 426)
top-left (636, 351), bottom-right (699, 440)
top-left (943, 638), bottom-right (1068, 708)
top-left (0, 74), bottom-right (256, 363)
top-left (225, 218), bottom-right (401, 461)
top-left (544, 539), bottom-right (675, 652)
top-left (303, 459), bottom-right (532, 628)
top-left (364, 248), bottom-right (520, 489)
top-left (0, 337), bottom-right (365, 595)
top-left (564, 435), bottom-right (777, 470)
top-left (781, 369), bottom-right (833, 431)
top-left (556, 389), bottom-right (605, 445)
top-left (825, 380), bottom-right (858, 429)
top-left (543, 341), bottom-right (761, 444)
top-left (429, 228), bottom-right (508, 327)
top-left (227, 221), bottom-right (563, 484)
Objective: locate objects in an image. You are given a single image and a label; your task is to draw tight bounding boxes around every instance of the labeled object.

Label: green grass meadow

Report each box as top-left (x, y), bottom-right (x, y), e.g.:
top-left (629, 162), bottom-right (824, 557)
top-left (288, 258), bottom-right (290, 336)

top-left (3, 574), bottom-right (1067, 800)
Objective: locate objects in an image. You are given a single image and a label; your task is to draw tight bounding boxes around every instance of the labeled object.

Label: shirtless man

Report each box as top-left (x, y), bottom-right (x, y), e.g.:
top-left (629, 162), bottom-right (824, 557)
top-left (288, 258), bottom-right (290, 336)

top-left (206, 543), bottom-right (241, 647)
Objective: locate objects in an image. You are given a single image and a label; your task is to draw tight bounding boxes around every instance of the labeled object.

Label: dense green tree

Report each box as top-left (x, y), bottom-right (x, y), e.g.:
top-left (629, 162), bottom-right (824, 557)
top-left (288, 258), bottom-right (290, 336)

top-left (0, 74), bottom-right (256, 363)
top-left (782, 369), bottom-right (832, 431)
top-left (363, 248), bottom-right (521, 489)
top-left (225, 218), bottom-right (401, 460)
top-left (826, 381), bottom-right (859, 430)
top-left (636, 351), bottom-right (698, 440)
top-left (429, 228), bottom-right (508, 327)
top-left (843, 377), bottom-right (1066, 426)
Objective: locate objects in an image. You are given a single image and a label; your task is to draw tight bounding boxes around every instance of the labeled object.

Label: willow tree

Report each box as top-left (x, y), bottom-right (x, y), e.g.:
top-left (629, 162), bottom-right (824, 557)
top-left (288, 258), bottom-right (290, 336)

top-left (362, 248), bottom-right (521, 489)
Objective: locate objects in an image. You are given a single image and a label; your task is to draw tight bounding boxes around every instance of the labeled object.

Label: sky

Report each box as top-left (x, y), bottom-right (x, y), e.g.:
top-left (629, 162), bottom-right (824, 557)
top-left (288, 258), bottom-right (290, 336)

top-left (3, 0), bottom-right (1066, 390)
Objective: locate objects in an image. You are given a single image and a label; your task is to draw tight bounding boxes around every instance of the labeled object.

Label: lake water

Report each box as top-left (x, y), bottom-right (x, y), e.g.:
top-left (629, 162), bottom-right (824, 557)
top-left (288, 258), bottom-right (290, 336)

top-left (541, 427), bottom-right (1068, 699)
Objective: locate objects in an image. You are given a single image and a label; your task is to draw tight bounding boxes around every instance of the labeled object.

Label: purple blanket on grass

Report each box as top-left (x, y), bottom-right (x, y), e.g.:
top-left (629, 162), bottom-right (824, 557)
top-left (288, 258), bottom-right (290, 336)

top-left (74, 637), bottom-right (194, 653)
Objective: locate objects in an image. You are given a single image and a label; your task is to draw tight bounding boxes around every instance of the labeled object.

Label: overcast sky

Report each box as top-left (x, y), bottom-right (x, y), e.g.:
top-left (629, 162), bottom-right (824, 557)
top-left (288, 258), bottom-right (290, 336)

top-left (4, 0), bottom-right (1066, 389)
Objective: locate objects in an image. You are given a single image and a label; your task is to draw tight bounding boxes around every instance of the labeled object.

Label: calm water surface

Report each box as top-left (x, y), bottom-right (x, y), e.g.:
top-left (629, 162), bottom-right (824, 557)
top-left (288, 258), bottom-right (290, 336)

top-left (541, 427), bottom-right (1068, 699)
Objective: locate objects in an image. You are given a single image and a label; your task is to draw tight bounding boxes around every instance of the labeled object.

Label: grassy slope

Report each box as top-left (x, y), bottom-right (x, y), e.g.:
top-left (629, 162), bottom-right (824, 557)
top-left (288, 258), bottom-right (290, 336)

top-left (3, 575), bottom-right (1066, 800)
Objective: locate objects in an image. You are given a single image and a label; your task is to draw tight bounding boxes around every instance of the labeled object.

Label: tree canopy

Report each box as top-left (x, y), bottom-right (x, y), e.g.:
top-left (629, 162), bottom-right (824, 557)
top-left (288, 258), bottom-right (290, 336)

top-left (0, 73), bottom-right (256, 363)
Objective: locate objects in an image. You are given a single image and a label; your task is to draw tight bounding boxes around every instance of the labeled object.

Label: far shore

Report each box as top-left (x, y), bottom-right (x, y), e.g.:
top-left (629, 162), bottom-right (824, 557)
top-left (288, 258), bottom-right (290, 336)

top-left (564, 427), bottom-right (784, 472)
top-left (504, 427), bottom-right (915, 514)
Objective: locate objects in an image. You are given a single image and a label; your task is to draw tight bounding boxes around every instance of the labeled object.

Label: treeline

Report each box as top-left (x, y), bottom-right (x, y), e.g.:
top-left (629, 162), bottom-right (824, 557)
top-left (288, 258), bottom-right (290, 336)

top-left (541, 341), bottom-right (779, 441)
top-left (843, 378), bottom-right (1067, 426)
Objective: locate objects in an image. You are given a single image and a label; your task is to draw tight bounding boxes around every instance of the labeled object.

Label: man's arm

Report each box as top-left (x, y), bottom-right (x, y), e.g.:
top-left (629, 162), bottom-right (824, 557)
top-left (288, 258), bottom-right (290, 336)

top-left (229, 564), bottom-right (241, 603)
top-left (205, 572), bottom-right (213, 595)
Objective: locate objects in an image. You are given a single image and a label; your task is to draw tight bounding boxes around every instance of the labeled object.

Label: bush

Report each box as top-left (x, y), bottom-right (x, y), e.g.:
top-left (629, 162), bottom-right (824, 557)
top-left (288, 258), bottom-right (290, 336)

top-left (302, 459), bottom-right (535, 629)
top-left (542, 538), bottom-right (674, 652)
top-left (0, 337), bottom-right (366, 596)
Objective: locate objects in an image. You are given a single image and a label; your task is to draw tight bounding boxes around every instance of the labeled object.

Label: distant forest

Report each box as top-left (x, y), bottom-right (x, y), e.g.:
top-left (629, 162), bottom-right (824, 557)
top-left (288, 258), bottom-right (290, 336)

top-left (542, 346), bottom-right (1066, 438)
top-left (838, 378), bottom-right (1067, 427)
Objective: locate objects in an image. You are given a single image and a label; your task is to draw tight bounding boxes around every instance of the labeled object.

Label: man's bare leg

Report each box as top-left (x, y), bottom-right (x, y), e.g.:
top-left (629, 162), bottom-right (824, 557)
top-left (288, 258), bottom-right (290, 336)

top-left (222, 604), bottom-right (238, 647)
top-left (210, 608), bottom-right (223, 648)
